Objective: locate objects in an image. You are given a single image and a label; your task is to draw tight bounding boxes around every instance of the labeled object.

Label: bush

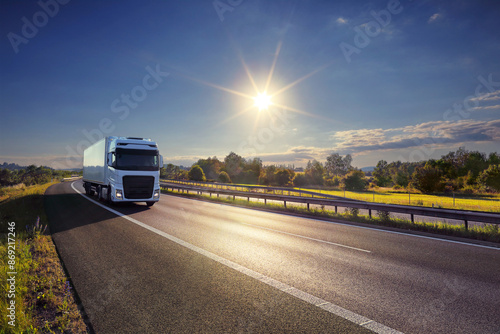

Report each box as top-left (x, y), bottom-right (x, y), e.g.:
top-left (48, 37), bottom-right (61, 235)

top-left (478, 164), bottom-right (500, 191)
top-left (342, 170), bottom-right (367, 191)
top-left (377, 210), bottom-right (391, 222)
top-left (346, 207), bottom-right (359, 217)
top-left (188, 165), bottom-right (206, 182)
top-left (218, 171), bottom-right (231, 183)
top-left (293, 173), bottom-right (308, 187)
top-left (412, 164), bottom-right (445, 193)
top-left (325, 176), bottom-right (341, 187)
top-left (274, 168), bottom-right (295, 186)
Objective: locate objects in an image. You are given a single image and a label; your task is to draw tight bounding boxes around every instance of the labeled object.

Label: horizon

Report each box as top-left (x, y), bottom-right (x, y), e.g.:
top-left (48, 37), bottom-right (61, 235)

top-left (1, 1), bottom-right (499, 169)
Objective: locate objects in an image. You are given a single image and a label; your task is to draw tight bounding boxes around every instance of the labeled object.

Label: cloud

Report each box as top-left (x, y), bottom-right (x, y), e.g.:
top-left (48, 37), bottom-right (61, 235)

top-left (428, 13), bottom-right (442, 23)
top-left (467, 90), bottom-right (500, 110)
top-left (336, 17), bottom-right (348, 25)
top-left (469, 89), bottom-right (500, 102)
top-left (330, 120), bottom-right (500, 154)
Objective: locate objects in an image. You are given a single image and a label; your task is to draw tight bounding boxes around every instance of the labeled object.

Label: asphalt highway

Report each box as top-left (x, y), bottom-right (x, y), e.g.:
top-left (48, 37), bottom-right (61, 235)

top-left (44, 180), bottom-right (500, 333)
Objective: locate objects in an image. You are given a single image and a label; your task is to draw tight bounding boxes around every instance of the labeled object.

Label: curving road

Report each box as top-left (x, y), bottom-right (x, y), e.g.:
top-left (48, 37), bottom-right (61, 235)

top-left (44, 180), bottom-right (500, 333)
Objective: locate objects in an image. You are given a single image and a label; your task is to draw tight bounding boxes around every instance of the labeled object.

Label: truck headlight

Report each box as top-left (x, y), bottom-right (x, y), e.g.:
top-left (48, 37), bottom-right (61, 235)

top-left (116, 189), bottom-right (123, 199)
top-left (153, 189), bottom-right (160, 199)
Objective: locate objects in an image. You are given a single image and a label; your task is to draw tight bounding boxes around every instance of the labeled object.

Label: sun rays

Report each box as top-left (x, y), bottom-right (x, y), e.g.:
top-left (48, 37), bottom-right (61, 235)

top-left (178, 39), bottom-right (334, 127)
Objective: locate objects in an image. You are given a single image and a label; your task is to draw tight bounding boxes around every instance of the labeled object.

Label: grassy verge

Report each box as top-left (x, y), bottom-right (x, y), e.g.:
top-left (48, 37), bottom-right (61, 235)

top-left (0, 182), bottom-right (87, 333)
top-left (162, 188), bottom-right (500, 244)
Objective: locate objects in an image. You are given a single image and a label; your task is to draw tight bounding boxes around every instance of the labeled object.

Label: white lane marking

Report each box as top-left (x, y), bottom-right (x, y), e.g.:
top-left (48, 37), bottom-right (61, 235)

top-left (240, 222), bottom-right (371, 253)
top-left (71, 181), bottom-right (403, 334)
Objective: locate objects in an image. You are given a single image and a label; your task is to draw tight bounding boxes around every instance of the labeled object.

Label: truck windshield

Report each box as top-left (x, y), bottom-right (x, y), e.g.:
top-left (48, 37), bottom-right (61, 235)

top-left (114, 148), bottom-right (159, 171)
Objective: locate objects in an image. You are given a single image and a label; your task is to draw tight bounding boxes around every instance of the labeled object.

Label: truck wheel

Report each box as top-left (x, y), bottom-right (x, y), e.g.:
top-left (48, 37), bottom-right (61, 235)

top-left (106, 186), bottom-right (112, 204)
top-left (146, 201), bottom-right (155, 207)
top-left (97, 186), bottom-right (103, 201)
top-left (87, 184), bottom-right (95, 196)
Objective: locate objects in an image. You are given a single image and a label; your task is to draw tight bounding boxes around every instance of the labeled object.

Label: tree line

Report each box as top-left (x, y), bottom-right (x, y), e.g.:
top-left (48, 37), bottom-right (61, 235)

top-left (162, 147), bottom-right (500, 194)
top-left (0, 165), bottom-right (77, 187)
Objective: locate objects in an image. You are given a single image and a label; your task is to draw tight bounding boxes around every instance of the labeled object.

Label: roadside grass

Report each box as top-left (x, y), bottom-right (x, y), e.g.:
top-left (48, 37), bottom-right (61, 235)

top-left (162, 188), bottom-right (500, 244)
top-left (0, 182), bottom-right (87, 333)
top-left (161, 180), bottom-right (500, 212)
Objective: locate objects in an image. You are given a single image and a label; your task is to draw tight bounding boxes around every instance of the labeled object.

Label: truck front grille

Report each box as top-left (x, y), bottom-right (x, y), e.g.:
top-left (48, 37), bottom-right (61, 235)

top-left (123, 176), bottom-right (154, 199)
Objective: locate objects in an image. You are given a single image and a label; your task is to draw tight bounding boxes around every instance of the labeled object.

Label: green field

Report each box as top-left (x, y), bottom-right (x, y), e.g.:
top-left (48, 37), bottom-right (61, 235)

top-left (298, 187), bottom-right (500, 212)
top-left (162, 180), bottom-right (500, 212)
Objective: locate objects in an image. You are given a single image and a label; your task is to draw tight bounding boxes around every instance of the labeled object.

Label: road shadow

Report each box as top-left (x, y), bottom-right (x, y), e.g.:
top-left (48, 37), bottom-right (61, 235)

top-left (44, 184), bottom-right (153, 234)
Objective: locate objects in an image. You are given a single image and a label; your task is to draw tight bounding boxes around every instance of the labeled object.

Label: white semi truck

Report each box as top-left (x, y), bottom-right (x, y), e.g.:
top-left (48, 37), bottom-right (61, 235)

top-left (82, 136), bottom-right (163, 206)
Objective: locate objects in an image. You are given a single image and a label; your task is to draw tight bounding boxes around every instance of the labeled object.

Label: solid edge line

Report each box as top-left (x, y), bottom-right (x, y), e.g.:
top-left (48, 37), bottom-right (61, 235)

top-left (71, 181), bottom-right (404, 334)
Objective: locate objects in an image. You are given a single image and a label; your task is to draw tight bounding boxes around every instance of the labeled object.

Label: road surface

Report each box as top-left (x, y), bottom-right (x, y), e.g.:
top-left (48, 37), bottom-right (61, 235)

top-left (44, 180), bottom-right (500, 333)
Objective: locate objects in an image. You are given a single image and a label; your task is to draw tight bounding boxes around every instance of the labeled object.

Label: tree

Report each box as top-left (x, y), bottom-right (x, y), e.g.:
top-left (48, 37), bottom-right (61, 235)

top-left (325, 153), bottom-right (352, 177)
top-left (260, 165), bottom-right (277, 185)
top-left (373, 160), bottom-right (391, 187)
top-left (293, 173), bottom-right (308, 187)
top-left (342, 170), bottom-right (367, 191)
top-left (412, 163), bottom-right (444, 193)
top-left (224, 152), bottom-right (245, 181)
top-left (188, 165), bottom-right (206, 181)
top-left (195, 157), bottom-right (222, 180)
top-left (274, 168), bottom-right (295, 186)
top-left (305, 160), bottom-right (324, 185)
top-left (479, 164), bottom-right (500, 191)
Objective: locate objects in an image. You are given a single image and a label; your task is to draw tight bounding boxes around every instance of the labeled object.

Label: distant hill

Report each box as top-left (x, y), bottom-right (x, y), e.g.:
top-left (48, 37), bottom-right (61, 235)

top-left (361, 166), bottom-right (375, 173)
top-left (1, 162), bottom-right (26, 171)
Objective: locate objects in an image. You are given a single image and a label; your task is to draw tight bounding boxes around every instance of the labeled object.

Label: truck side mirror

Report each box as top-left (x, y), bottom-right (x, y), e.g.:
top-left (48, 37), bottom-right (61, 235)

top-left (108, 153), bottom-right (113, 166)
top-left (160, 155), bottom-right (164, 168)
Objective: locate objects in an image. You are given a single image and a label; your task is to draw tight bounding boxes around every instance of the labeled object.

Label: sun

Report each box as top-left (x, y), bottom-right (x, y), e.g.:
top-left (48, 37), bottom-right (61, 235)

top-left (254, 92), bottom-right (272, 110)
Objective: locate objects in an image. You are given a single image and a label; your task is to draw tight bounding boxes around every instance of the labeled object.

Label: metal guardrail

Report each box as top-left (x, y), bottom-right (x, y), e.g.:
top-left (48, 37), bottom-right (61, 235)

top-left (162, 179), bottom-right (359, 201)
top-left (161, 181), bottom-right (500, 230)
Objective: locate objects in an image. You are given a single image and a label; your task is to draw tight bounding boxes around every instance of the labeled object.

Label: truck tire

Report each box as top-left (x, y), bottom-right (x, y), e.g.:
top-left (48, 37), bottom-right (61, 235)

top-left (106, 186), bottom-right (112, 204)
top-left (146, 201), bottom-right (155, 207)
top-left (97, 186), bottom-right (103, 201)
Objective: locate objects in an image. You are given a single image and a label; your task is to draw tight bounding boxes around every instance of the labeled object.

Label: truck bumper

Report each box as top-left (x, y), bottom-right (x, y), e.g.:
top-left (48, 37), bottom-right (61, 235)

top-left (110, 184), bottom-right (161, 203)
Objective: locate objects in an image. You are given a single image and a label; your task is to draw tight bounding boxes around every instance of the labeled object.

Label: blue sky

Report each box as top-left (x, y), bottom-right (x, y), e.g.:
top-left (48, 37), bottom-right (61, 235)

top-left (1, 0), bottom-right (499, 169)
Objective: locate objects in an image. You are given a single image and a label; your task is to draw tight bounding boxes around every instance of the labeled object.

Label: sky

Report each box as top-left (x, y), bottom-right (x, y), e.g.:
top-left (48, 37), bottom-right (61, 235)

top-left (1, 0), bottom-right (499, 169)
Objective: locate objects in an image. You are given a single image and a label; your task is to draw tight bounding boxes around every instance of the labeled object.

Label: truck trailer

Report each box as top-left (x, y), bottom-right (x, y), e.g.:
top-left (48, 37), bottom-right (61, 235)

top-left (83, 136), bottom-right (163, 206)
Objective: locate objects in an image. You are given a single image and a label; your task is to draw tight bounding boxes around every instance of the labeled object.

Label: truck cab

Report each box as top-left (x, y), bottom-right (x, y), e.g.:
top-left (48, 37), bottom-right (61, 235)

top-left (83, 136), bottom-right (163, 206)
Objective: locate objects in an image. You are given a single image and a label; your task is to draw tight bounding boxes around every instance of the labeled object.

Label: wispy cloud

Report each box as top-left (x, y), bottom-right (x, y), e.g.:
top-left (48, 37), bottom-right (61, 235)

top-left (468, 90), bottom-right (500, 111)
top-left (330, 119), bottom-right (500, 154)
top-left (428, 13), bottom-right (442, 23)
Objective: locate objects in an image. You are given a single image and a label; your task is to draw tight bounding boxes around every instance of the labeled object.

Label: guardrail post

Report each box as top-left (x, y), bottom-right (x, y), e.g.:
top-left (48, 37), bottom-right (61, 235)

top-left (307, 203), bottom-right (310, 211)
top-left (411, 214), bottom-right (414, 223)
top-left (369, 209), bottom-right (372, 219)
top-left (264, 198), bottom-right (267, 205)
top-left (233, 195), bottom-right (235, 201)
top-left (464, 220), bottom-right (468, 231)
top-left (284, 200), bottom-right (287, 208)
top-left (335, 206), bottom-right (337, 214)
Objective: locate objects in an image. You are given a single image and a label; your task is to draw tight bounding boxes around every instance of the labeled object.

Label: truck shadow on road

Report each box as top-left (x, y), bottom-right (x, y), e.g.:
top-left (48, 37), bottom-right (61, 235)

top-left (44, 191), bottom-right (152, 234)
